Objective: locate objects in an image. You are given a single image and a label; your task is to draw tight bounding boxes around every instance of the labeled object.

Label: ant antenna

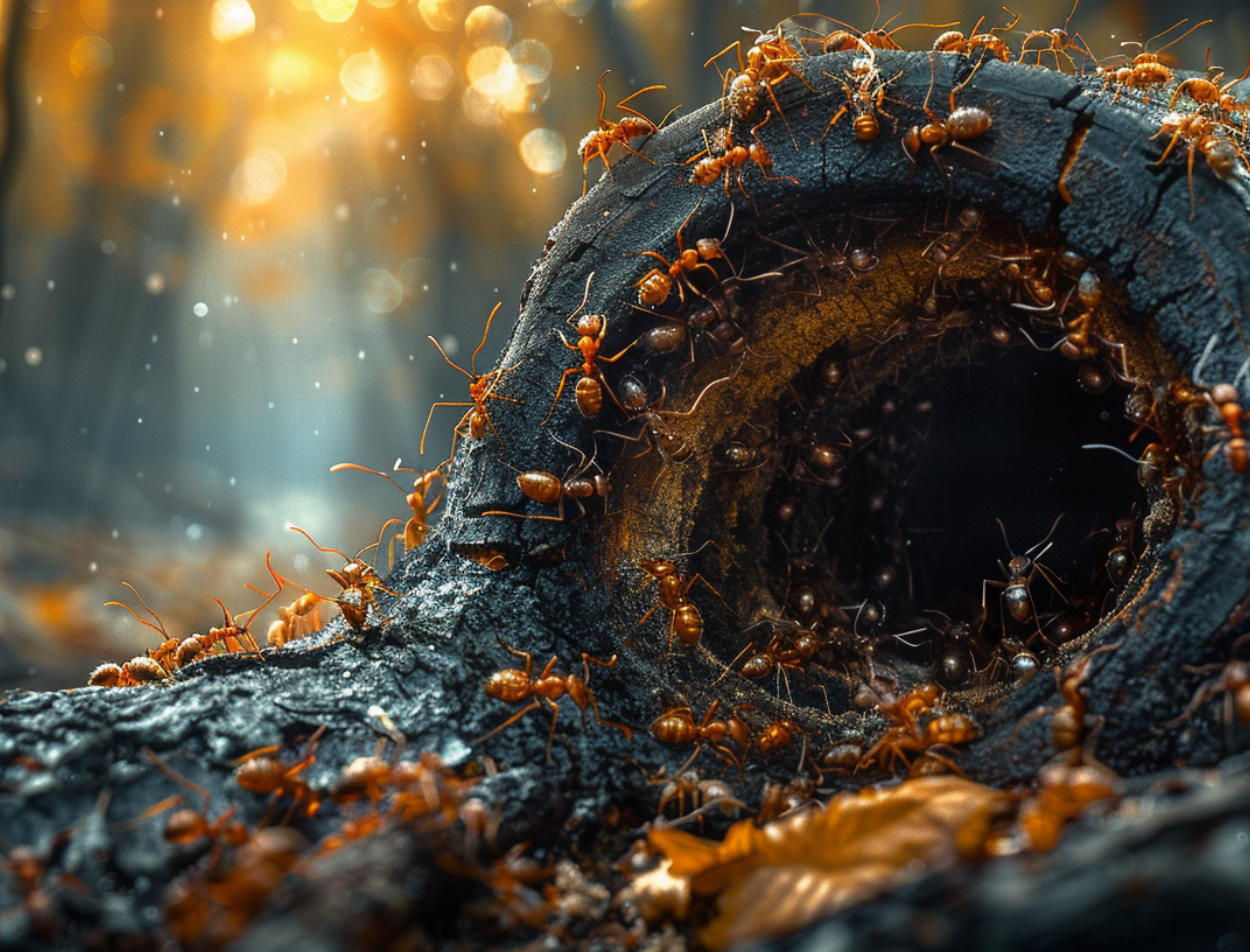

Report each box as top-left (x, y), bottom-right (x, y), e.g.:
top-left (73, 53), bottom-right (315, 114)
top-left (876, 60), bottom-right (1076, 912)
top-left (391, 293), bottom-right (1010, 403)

top-left (568, 272), bottom-right (594, 323)
top-left (105, 583), bottom-right (169, 638)
top-left (289, 526), bottom-right (350, 563)
top-left (1082, 443), bottom-right (1143, 465)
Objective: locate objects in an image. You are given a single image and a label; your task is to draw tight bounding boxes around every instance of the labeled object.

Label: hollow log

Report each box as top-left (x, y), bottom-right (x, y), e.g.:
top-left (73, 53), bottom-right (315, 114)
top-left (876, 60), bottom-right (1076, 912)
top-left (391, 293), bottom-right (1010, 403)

top-left (3, 50), bottom-right (1250, 951)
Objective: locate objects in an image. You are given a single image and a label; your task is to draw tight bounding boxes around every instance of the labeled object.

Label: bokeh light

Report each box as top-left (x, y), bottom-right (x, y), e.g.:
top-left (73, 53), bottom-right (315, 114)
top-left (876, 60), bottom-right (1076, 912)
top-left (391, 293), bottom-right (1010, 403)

top-left (68, 36), bottom-right (113, 77)
top-left (519, 128), bottom-right (566, 174)
top-left (340, 50), bottom-right (388, 101)
top-left (210, 0), bottom-right (256, 42)
top-left (410, 50), bottom-right (454, 101)
top-left (314, 0), bottom-right (359, 23)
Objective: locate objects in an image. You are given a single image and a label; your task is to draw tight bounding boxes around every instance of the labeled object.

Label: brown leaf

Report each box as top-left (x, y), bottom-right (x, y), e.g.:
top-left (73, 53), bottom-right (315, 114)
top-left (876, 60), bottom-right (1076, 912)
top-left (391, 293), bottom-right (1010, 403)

top-left (649, 776), bottom-right (1005, 950)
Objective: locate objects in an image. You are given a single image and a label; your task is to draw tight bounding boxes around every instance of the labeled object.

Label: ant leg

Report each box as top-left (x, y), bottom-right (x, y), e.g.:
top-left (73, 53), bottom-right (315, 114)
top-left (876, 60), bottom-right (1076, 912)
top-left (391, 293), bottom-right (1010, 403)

top-left (474, 698), bottom-right (542, 746)
top-left (580, 654), bottom-right (633, 740)
top-left (543, 697), bottom-right (562, 765)
top-left (541, 366), bottom-right (583, 426)
top-left (420, 403), bottom-right (473, 455)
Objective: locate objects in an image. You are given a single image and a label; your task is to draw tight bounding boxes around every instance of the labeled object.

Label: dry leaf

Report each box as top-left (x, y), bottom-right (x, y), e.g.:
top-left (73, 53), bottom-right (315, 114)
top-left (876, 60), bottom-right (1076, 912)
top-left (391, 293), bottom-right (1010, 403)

top-left (648, 775), bottom-right (1005, 950)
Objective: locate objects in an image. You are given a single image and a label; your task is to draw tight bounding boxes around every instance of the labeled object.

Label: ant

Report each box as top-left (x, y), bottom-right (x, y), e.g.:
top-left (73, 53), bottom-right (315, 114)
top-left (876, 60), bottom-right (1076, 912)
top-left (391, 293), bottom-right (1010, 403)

top-left (807, 3), bottom-right (956, 53)
top-left (704, 25), bottom-right (814, 144)
top-left (647, 767), bottom-right (744, 829)
top-left (902, 52), bottom-right (998, 179)
top-left (1170, 54), bottom-right (1250, 117)
top-left (473, 643), bottom-right (631, 764)
top-left (542, 273), bottom-right (632, 423)
top-left (600, 367), bottom-right (738, 472)
top-left (1049, 643), bottom-right (1122, 759)
top-left (639, 544), bottom-right (727, 651)
top-left (982, 515), bottom-right (1066, 644)
top-left (330, 461), bottom-right (444, 562)
top-left (1099, 19), bottom-right (1212, 97)
top-left (1205, 383), bottom-right (1249, 474)
top-left (729, 622), bottom-right (822, 682)
top-left (634, 203), bottom-right (732, 308)
top-left (1017, 0), bottom-right (1096, 72)
top-left (578, 70), bottom-right (668, 195)
top-left (933, 9), bottom-right (1019, 62)
top-left (1104, 514), bottom-right (1138, 589)
top-left (482, 436), bottom-right (609, 523)
top-left (820, 37), bottom-right (905, 143)
top-left (926, 610), bottom-right (978, 686)
top-left (234, 727), bottom-right (326, 822)
top-left (247, 552), bottom-right (326, 648)
top-left (140, 748), bottom-right (249, 851)
top-left (649, 699), bottom-right (751, 773)
top-left (95, 582), bottom-right (181, 685)
top-left (756, 716), bottom-right (806, 756)
top-left (289, 524), bottom-right (398, 630)
top-left (857, 681), bottom-right (978, 773)
top-left (1165, 633), bottom-right (1250, 741)
top-left (175, 586), bottom-right (278, 667)
top-left (422, 302), bottom-right (523, 457)
top-left (687, 112), bottom-right (799, 208)
top-left (1150, 111), bottom-right (1244, 218)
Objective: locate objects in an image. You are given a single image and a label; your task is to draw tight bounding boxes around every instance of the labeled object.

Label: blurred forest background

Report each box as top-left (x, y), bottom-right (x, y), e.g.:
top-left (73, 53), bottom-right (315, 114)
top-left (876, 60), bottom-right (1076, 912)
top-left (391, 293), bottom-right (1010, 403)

top-left (0, 0), bottom-right (1245, 689)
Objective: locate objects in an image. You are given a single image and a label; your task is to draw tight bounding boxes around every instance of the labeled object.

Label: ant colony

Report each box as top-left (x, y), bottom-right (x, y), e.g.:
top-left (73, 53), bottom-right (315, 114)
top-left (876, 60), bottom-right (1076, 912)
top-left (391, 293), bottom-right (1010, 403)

top-left (601, 195), bottom-right (1202, 725)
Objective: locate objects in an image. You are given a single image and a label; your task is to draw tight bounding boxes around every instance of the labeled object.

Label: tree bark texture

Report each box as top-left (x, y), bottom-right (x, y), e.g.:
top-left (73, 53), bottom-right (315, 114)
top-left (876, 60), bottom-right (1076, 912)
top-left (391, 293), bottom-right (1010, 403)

top-left (4, 50), bottom-right (1250, 951)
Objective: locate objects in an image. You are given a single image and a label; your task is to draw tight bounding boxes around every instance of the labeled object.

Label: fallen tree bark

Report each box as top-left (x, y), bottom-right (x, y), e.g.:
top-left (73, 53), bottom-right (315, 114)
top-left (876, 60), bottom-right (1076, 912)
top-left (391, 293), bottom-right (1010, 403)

top-left (3, 48), bottom-right (1250, 951)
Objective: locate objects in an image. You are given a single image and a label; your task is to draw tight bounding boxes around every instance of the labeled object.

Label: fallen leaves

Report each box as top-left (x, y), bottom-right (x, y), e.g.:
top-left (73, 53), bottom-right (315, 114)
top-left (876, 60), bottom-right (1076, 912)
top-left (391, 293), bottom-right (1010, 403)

top-left (648, 775), bottom-right (1005, 949)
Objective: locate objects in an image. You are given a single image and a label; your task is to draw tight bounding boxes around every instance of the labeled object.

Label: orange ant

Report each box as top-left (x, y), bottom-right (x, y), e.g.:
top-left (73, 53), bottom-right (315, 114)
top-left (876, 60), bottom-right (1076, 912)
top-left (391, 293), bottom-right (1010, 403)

top-left (902, 52), bottom-right (997, 177)
top-left (820, 37), bottom-right (904, 142)
top-left (422, 302), bottom-right (523, 457)
top-left (687, 112), bottom-right (799, 208)
top-left (1098, 19), bottom-right (1212, 97)
top-left (704, 25), bottom-right (814, 144)
top-left (542, 273), bottom-right (632, 424)
top-left (175, 586), bottom-right (278, 667)
top-left (1171, 54), bottom-right (1250, 117)
top-left (473, 643), bottom-right (631, 764)
top-left (731, 623), bottom-right (824, 682)
top-left (1049, 643), bottom-right (1121, 758)
top-left (857, 681), bottom-right (977, 773)
top-left (649, 699), bottom-right (751, 772)
top-left (982, 516), bottom-right (1066, 643)
top-left (756, 716), bottom-right (806, 756)
top-left (93, 583), bottom-right (181, 686)
top-left (1016, 643), bottom-right (1122, 760)
top-left (483, 437), bottom-right (610, 523)
top-left (806, 3), bottom-right (957, 53)
top-left (1206, 383), bottom-right (1249, 474)
top-left (634, 203), bottom-right (732, 308)
top-left (639, 544), bottom-right (727, 651)
top-left (1165, 633), bottom-right (1250, 740)
top-left (289, 524), bottom-right (399, 630)
top-left (1150, 111), bottom-right (1244, 217)
top-left (140, 748), bottom-right (249, 850)
top-left (330, 461), bottom-right (443, 561)
top-left (234, 726), bottom-right (326, 822)
top-left (933, 9), bottom-right (1019, 63)
top-left (1017, 0), bottom-right (1095, 72)
top-left (577, 70), bottom-right (668, 195)
top-left (247, 552), bottom-right (326, 648)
